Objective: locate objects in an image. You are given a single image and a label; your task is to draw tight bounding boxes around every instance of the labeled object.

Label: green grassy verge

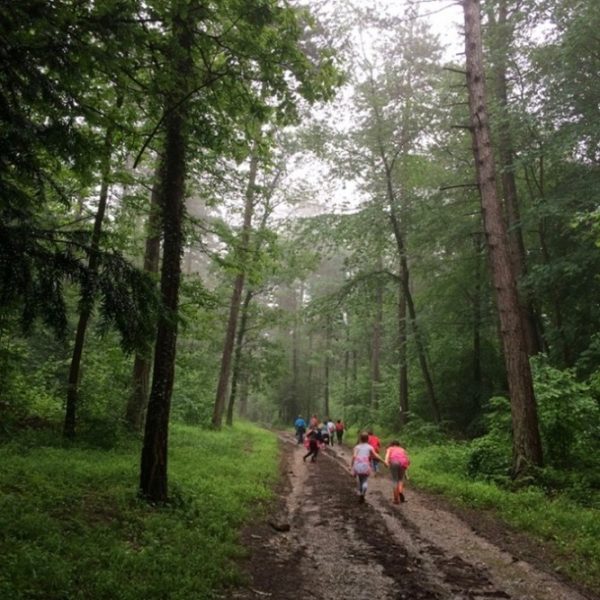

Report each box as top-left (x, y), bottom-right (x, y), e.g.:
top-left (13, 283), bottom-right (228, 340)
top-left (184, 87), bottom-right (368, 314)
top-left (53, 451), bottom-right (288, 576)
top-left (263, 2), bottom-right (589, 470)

top-left (409, 443), bottom-right (600, 593)
top-left (0, 422), bottom-right (278, 599)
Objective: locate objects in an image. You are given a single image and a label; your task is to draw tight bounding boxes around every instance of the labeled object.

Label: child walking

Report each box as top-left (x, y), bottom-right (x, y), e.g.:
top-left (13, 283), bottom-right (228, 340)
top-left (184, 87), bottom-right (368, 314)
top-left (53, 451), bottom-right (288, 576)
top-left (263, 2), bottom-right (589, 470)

top-left (303, 427), bottom-right (321, 463)
top-left (384, 440), bottom-right (410, 504)
top-left (350, 431), bottom-right (386, 503)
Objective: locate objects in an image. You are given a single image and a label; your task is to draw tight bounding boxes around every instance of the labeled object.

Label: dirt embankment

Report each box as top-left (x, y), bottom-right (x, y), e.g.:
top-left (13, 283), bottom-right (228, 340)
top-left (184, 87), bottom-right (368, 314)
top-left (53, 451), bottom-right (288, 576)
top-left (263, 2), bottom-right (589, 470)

top-left (228, 434), bottom-right (597, 600)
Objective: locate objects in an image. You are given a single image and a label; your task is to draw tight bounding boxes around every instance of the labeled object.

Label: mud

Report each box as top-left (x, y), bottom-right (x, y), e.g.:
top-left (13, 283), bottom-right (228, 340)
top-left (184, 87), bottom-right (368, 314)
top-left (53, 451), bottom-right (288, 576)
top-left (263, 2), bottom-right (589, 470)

top-left (228, 435), bottom-right (597, 600)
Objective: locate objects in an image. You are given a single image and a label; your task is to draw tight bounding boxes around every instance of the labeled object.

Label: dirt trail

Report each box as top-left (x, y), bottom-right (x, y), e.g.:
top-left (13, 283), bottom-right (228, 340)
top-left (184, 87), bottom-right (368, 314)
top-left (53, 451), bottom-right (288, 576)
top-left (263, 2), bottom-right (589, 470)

top-left (229, 434), bottom-right (596, 600)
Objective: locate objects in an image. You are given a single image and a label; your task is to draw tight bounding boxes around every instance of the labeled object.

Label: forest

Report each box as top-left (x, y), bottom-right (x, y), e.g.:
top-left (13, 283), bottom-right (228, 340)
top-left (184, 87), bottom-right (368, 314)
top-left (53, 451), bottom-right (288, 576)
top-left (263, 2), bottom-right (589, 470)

top-left (1, 0), bottom-right (599, 598)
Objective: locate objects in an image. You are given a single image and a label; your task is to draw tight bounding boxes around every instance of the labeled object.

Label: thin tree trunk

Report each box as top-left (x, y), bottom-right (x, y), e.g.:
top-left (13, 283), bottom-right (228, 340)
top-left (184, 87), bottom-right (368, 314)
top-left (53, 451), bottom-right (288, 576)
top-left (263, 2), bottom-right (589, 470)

top-left (398, 278), bottom-right (409, 426)
top-left (343, 318), bottom-right (350, 409)
top-left (388, 205), bottom-right (441, 423)
top-left (472, 233), bottom-right (483, 412)
top-left (139, 7), bottom-right (191, 502)
top-left (211, 146), bottom-right (259, 428)
top-left (64, 122), bottom-right (115, 438)
top-left (226, 289), bottom-right (253, 426)
top-left (463, 0), bottom-right (543, 475)
top-left (291, 281), bottom-right (304, 420)
top-left (307, 330), bottom-right (313, 417)
top-left (370, 260), bottom-right (383, 411)
top-left (126, 170), bottom-right (162, 432)
top-left (324, 319), bottom-right (331, 418)
top-left (489, 0), bottom-right (541, 356)
top-left (238, 369), bottom-right (250, 419)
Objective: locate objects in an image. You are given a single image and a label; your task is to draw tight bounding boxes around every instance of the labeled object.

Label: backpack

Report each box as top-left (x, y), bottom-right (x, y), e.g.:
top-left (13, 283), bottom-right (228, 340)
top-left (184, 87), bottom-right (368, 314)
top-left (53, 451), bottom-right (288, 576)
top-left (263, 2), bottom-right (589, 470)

top-left (389, 447), bottom-right (410, 469)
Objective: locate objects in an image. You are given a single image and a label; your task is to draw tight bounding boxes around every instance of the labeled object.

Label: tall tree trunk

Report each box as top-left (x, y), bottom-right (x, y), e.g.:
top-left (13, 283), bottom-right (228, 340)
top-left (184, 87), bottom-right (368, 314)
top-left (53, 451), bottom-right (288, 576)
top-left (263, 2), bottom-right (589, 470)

top-left (139, 7), bottom-right (191, 502)
top-left (64, 122), bottom-right (115, 438)
top-left (211, 146), bottom-right (259, 428)
top-left (324, 319), bottom-right (331, 417)
top-left (370, 261), bottom-right (383, 411)
top-left (387, 203), bottom-right (441, 423)
top-left (463, 0), bottom-right (543, 475)
top-left (472, 233), bottom-right (483, 412)
top-left (398, 278), bottom-right (409, 426)
top-left (307, 329), bottom-right (313, 417)
top-left (126, 169), bottom-right (162, 432)
top-left (291, 281), bottom-right (304, 420)
top-left (238, 368), bottom-right (250, 419)
top-left (226, 289), bottom-right (253, 426)
top-left (488, 0), bottom-right (541, 356)
top-left (524, 163), bottom-right (569, 364)
top-left (343, 316), bottom-right (350, 414)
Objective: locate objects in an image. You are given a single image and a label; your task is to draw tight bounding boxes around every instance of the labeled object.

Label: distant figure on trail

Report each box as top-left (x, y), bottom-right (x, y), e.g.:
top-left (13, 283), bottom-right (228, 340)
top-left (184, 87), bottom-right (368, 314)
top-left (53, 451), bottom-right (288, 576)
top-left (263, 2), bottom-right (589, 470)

top-left (350, 431), bottom-right (386, 503)
top-left (326, 418), bottom-right (336, 446)
top-left (320, 421), bottom-right (330, 446)
top-left (294, 416), bottom-right (306, 444)
top-left (367, 430), bottom-right (381, 474)
top-left (309, 414), bottom-right (318, 429)
top-left (384, 440), bottom-right (410, 504)
top-left (335, 419), bottom-right (345, 445)
top-left (303, 426), bottom-right (322, 463)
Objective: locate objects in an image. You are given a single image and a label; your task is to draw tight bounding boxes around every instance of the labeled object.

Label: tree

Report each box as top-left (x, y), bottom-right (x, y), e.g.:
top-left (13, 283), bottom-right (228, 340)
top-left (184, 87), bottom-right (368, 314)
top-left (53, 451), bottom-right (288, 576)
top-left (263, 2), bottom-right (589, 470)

top-left (462, 0), bottom-right (543, 475)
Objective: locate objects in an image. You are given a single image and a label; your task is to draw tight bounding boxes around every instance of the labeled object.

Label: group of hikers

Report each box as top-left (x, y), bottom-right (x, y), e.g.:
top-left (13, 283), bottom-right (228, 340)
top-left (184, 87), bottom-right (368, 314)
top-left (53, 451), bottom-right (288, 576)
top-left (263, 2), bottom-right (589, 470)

top-left (292, 415), bottom-right (410, 505)
top-left (294, 415), bottom-right (345, 448)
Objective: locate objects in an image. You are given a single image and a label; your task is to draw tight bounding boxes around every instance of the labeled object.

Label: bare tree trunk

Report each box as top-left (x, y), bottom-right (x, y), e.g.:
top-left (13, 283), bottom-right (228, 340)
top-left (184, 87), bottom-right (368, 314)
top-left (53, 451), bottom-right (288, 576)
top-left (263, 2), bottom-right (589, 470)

top-left (343, 317), bottom-right (350, 410)
top-left (211, 146), bottom-right (259, 428)
top-left (238, 368), bottom-right (250, 419)
top-left (488, 0), bottom-right (541, 356)
top-left (398, 277), bottom-right (409, 426)
top-left (324, 319), bottom-right (331, 417)
top-left (307, 329), bottom-right (313, 417)
top-left (64, 121), bottom-right (115, 438)
top-left (126, 170), bottom-right (161, 432)
top-left (226, 289), bottom-right (253, 426)
top-left (463, 0), bottom-right (543, 475)
top-left (370, 260), bottom-right (383, 411)
top-left (139, 7), bottom-right (191, 502)
top-left (472, 233), bottom-right (483, 412)
top-left (292, 281), bottom-right (304, 420)
top-left (388, 206), bottom-right (441, 423)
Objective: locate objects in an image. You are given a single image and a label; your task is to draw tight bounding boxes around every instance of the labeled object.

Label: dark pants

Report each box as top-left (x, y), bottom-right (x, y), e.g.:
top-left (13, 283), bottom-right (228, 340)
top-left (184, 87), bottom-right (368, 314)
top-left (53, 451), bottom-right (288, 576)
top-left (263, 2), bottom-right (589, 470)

top-left (336, 431), bottom-right (343, 444)
top-left (303, 440), bottom-right (319, 462)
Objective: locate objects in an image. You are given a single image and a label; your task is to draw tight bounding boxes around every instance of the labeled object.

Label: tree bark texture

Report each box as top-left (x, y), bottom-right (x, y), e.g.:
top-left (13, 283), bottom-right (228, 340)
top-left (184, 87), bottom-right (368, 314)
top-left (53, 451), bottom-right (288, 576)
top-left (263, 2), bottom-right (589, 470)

top-left (398, 278), bottom-right (409, 426)
top-left (226, 289), bottom-right (253, 426)
top-left (324, 319), bottom-right (331, 418)
top-left (126, 172), bottom-right (162, 432)
top-left (211, 146), bottom-right (259, 428)
top-left (139, 7), bottom-right (191, 502)
top-left (387, 203), bottom-right (441, 423)
top-left (472, 233), bottom-right (483, 411)
top-left (64, 123), bottom-right (115, 438)
top-left (463, 0), bottom-right (543, 474)
top-left (489, 0), bottom-right (541, 356)
top-left (370, 260), bottom-right (383, 411)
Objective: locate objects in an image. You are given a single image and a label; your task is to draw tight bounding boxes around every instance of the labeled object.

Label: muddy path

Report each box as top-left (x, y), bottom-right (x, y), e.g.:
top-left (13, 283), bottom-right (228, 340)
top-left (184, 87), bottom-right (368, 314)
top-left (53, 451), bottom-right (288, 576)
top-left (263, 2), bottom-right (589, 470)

top-left (228, 434), bottom-right (597, 600)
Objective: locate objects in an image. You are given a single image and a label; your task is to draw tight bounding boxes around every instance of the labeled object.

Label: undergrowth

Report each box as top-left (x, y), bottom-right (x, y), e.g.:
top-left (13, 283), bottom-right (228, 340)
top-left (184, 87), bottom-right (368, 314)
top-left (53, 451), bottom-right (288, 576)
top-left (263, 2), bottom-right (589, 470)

top-left (0, 422), bottom-right (277, 599)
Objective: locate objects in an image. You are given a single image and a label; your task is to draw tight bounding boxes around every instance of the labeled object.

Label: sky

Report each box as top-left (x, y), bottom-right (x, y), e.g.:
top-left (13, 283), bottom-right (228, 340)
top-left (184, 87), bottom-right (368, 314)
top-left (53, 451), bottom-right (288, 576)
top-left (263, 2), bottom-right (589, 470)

top-left (273, 0), bottom-right (465, 221)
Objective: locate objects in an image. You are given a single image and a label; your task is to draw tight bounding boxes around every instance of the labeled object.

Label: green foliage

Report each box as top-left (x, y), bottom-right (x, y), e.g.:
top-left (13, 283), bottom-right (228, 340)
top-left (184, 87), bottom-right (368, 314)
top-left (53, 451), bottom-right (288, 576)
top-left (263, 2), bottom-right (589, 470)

top-left (0, 423), bottom-right (277, 599)
top-left (531, 357), bottom-right (600, 470)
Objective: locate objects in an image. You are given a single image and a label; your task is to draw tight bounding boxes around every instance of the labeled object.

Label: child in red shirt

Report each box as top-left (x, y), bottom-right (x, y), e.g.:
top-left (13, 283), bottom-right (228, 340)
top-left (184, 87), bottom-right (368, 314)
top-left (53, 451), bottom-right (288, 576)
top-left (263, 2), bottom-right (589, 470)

top-left (367, 430), bottom-right (381, 474)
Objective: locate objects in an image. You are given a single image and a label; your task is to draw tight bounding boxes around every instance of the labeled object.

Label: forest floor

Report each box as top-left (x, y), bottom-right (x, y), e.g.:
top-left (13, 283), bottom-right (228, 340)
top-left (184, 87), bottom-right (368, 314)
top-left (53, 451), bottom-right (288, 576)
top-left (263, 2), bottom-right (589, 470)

top-left (226, 433), bottom-right (598, 600)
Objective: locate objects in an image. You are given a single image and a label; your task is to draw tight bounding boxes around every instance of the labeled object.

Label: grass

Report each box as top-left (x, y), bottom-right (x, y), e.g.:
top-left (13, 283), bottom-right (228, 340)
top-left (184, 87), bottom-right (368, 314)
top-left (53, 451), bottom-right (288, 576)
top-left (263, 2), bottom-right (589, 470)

top-left (0, 422), bottom-right (278, 599)
top-left (408, 443), bottom-right (600, 593)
